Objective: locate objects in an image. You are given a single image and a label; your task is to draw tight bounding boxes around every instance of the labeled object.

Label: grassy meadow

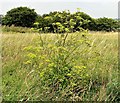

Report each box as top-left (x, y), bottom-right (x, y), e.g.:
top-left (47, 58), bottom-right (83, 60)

top-left (2, 31), bottom-right (119, 101)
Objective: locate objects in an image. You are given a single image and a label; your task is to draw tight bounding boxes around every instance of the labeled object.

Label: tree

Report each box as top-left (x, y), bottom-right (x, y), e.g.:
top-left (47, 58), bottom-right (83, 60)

top-left (0, 15), bottom-right (3, 25)
top-left (95, 17), bottom-right (118, 32)
top-left (2, 7), bottom-right (37, 27)
top-left (33, 9), bottom-right (119, 33)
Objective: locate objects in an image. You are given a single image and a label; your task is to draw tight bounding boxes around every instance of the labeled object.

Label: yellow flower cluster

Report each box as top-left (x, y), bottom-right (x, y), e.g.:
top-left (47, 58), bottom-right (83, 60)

top-left (27, 53), bottom-right (37, 59)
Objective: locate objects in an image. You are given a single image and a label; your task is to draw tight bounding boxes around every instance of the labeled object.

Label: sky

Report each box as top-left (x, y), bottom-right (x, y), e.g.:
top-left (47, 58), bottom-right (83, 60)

top-left (0, 0), bottom-right (119, 18)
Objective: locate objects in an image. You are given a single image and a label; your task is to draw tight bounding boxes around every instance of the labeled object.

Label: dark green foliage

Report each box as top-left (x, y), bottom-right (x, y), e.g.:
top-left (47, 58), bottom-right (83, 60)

top-left (2, 7), bottom-right (37, 27)
top-left (35, 10), bottom-right (95, 33)
top-left (0, 15), bottom-right (3, 25)
top-left (2, 7), bottom-right (119, 32)
top-left (95, 17), bottom-right (118, 32)
top-left (35, 11), bottom-right (118, 33)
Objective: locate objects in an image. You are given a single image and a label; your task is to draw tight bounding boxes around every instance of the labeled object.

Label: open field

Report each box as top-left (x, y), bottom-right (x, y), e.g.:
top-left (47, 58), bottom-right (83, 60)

top-left (2, 31), bottom-right (119, 101)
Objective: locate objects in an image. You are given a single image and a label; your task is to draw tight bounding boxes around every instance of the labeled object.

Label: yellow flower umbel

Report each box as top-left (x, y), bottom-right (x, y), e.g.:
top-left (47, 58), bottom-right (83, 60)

top-left (27, 53), bottom-right (37, 59)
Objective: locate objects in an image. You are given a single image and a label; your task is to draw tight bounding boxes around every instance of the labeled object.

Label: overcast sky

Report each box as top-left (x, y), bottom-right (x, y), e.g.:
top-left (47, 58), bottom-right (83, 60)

top-left (0, 0), bottom-right (119, 18)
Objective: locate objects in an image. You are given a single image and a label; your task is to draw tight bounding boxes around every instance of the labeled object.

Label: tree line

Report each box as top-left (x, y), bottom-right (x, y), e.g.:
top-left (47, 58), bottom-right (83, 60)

top-left (1, 7), bottom-right (119, 33)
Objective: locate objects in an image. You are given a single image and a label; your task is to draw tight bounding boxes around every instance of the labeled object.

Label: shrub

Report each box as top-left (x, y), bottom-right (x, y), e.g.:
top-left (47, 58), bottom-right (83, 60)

top-left (2, 7), bottom-right (37, 27)
top-left (35, 10), bottom-right (94, 33)
top-left (95, 17), bottom-right (118, 32)
top-left (35, 11), bottom-right (118, 33)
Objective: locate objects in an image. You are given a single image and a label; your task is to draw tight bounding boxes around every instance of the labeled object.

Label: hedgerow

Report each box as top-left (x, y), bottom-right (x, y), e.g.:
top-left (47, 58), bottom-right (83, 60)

top-left (2, 7), bottom-right (119, 32)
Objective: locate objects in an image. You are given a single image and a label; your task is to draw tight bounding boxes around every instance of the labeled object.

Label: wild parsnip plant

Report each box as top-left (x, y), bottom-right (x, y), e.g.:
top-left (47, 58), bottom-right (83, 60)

top-left (2, 7), bottom-right (119, 102)
top-left (23, 31), bottom-right (118, 101)
top-left (2, 31), bottom-right (119, 101)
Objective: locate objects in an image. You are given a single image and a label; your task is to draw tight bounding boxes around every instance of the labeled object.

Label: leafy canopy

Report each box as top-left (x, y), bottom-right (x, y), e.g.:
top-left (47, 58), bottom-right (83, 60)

top-left (2, 7), bottom-right (37, 27)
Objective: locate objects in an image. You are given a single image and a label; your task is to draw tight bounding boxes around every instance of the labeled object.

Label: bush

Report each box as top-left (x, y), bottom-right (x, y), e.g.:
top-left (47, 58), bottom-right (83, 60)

top-left (35, 11), bottom-right (118, 33)
top-left (2, 7), bottom-right (37, 27)
top-left (95, 17), bottom-right (118, 32)
top-left (35, 10), bottom-right (94, 33)
top-left (2, 7), bottom-right (119, 32)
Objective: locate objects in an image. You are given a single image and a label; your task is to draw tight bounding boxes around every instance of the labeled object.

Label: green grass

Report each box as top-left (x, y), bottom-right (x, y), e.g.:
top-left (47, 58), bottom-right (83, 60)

top-left (2, 31), bottom-right (119, 101)
top-left (1, 26), bottom-right (38, 33)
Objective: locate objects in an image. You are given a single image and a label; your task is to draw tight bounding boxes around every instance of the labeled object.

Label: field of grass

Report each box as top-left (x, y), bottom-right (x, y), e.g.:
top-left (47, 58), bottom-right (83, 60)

top-left (2, 31), bottom-right (119, 101)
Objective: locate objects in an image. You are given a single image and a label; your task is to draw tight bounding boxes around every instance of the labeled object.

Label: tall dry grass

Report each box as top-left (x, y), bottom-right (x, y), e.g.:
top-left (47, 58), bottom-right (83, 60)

top-left (2, 31), bottom-right (119, 101)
